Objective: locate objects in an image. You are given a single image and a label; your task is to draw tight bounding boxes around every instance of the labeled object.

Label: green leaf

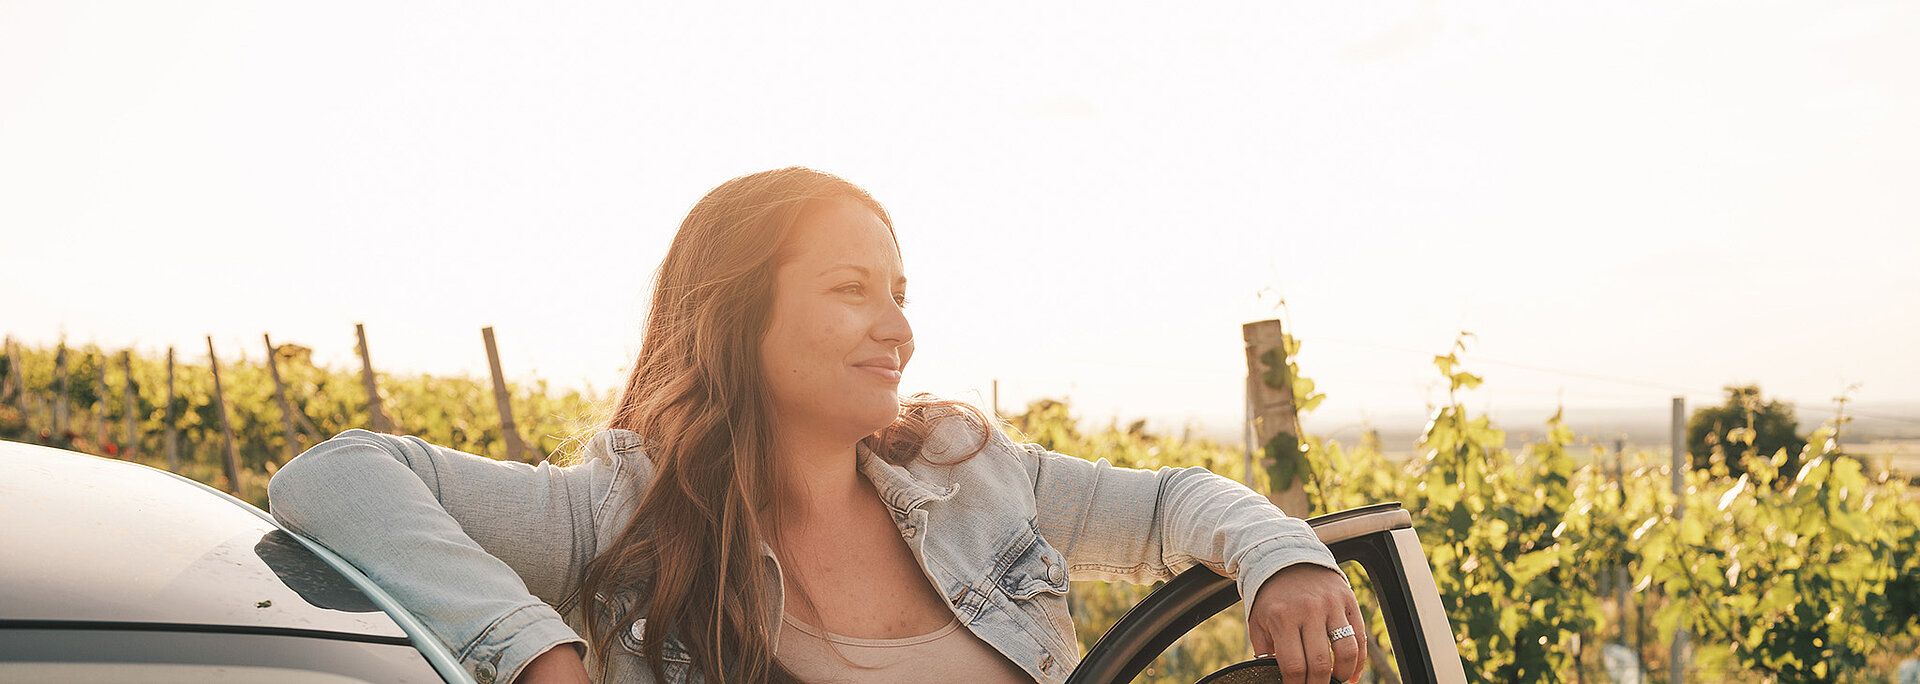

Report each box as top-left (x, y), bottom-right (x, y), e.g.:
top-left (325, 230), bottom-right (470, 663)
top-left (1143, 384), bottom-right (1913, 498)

top-left (1262, 431), bottom-right (1303, 491)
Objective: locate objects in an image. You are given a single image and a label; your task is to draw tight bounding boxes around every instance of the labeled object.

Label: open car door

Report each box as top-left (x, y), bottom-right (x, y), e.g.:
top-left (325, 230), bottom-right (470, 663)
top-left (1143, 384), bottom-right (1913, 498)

top-left (1068, 502), bottom-right (1469, 684)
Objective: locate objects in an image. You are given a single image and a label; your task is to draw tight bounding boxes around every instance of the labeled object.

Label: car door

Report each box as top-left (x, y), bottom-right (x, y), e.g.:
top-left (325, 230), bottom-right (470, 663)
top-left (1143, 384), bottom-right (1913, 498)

top-left (1068, 502), bottom-right (1469, 684)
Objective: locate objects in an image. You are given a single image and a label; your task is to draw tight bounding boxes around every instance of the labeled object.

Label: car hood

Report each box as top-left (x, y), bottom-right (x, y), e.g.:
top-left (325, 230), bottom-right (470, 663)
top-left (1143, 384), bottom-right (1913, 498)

top-left (0, 441), bottom-right (407, 641)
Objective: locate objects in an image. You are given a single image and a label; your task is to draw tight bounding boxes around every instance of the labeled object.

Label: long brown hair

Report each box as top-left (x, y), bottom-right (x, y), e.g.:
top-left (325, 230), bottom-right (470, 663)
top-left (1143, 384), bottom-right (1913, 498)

top-left (576, 167), bottom-right (994, 683)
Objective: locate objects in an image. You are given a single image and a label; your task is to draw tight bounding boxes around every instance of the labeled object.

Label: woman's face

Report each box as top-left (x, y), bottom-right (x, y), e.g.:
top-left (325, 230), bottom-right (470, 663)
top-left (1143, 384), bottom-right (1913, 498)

top-left (760, 196), bottom-right (913, 442)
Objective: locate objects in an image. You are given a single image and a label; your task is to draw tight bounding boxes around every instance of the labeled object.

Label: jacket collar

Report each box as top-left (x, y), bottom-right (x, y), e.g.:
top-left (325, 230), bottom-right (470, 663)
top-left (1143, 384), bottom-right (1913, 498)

top-left (856, 439), bottom-right (962, 515)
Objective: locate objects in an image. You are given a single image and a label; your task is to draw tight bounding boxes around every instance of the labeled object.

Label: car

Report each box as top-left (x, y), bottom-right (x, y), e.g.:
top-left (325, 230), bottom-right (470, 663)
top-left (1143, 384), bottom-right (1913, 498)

top-left (1, 439), bottom-right (1464, 684)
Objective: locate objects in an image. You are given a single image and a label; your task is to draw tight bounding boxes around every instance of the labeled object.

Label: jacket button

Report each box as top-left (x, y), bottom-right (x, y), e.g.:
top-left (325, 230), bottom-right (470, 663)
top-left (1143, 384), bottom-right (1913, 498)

top-left (473, 663), bottom-right (496, 684)
top-left (630, 618), bottom-right (648, 642)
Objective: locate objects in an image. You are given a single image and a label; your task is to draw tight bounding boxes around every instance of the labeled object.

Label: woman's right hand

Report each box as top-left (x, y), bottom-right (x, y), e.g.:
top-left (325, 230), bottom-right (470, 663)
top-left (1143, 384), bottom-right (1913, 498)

top-left (514, 644), bottom-right (590, 684)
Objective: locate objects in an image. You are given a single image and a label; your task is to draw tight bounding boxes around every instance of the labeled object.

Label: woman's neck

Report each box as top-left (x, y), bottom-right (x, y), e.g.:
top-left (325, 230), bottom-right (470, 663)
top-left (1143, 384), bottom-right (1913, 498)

top-left (767, 431), bottom-right (868, 527)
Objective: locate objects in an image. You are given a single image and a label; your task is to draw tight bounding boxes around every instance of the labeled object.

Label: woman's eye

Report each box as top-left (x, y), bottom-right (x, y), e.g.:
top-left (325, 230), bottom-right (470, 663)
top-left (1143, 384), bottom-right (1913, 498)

top-left (838, 284), bottom-right (907, 307)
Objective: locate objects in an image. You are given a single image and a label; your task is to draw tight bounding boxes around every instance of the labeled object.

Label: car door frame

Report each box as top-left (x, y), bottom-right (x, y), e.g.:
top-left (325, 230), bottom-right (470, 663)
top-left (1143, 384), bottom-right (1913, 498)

top-left (1066, 502), bottom-right (1469, 684)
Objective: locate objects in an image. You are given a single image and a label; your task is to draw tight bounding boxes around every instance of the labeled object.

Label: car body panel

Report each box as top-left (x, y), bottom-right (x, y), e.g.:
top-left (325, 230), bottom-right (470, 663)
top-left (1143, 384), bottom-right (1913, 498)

top-left (0, 441), bottom-right (406, 638)
top-left (1, 439), bottom-right (475, 684)
top-left (0, 628), bottom-right (442, 683)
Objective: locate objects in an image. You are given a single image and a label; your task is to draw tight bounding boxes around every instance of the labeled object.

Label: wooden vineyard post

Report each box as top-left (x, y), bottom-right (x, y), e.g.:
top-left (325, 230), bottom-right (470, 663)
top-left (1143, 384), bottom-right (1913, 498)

top-left (0, 336), bottom-right (15, 406)
top-left (1669, 397), bottom-right (1690, 682)
top-left (1613, 437), bottom-right (1630, 646)
top-left (1244, 319), bottom-right (1310, 517)
top-left (1236, 320), bottom-right (1313, 518)
top-left (0, 337), bottom-right (24, 435)
top-left (54, 340), bottom-right (69, 436)
top-left (207, 337), bottom-right (243, 496)
top-left (355, 324), bottom-right (393, 433)
top-left (94, 350), bottom-right (110, 449)
top-left (481, 327), bottom-right (530, 462)
top-left (121, 350), bottom-right (139, 458)
top-left (264, 333), bottom-right (301, 465)
top-left (165, 347), bottom-right (179, 473)
top-left (23, 348), bottom-right (37, 436)
top-left (1243, 372), bottom-right (1256, 487)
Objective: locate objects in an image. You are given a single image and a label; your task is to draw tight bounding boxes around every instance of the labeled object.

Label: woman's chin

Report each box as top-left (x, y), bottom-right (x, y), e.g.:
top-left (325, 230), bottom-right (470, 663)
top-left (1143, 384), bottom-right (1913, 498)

top-left (855, 400), bottom-right (902, 435)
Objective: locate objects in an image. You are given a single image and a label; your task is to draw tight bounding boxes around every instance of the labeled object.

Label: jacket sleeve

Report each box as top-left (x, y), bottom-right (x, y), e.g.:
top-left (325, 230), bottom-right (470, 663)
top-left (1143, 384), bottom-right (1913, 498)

top-left (266, 427), bottom-right (642, 684)
top-left (1011, 432), bottom-right (1343, 627)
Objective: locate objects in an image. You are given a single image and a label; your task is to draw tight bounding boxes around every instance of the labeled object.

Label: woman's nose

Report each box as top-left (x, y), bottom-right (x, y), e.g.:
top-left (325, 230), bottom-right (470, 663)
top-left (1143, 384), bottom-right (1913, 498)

top-left (874, 298), bottom-right (912, 345)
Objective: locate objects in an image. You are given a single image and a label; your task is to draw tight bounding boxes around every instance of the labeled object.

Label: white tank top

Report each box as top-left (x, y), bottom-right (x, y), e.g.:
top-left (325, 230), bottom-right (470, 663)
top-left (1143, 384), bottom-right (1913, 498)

top-left (774, 610), bottom-right (1037, 683)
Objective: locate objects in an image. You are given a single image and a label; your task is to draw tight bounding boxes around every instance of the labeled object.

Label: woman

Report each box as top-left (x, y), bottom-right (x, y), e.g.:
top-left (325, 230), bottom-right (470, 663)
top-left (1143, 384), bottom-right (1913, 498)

top-left (267, 167), bottom-right (1366, 684)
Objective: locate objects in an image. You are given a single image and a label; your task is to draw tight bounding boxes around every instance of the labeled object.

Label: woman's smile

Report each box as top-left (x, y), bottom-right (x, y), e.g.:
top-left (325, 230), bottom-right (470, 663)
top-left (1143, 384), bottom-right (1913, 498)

top-left (854, 364), bottom-right (903, 383)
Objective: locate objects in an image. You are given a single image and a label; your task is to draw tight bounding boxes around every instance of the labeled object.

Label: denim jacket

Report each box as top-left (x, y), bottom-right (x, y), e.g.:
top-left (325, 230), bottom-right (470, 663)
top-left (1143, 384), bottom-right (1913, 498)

top-left (266, 414), bottom-right (1340, 684)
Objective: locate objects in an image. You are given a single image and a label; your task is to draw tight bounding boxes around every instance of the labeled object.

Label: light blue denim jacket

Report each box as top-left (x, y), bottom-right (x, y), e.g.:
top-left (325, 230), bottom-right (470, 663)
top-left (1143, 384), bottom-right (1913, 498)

top-left (266, 414), bottom-right (1340, 684)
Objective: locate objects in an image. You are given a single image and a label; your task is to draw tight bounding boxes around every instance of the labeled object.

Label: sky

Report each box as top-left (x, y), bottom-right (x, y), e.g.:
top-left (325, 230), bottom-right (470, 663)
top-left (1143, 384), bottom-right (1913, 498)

top-left (3, 1), bottom-right (1917, 443)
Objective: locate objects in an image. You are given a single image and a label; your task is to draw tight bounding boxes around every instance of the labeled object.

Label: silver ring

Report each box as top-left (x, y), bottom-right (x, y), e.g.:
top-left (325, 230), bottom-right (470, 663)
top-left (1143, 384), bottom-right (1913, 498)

top-left (1328, 625), bottom-right (1355, 642)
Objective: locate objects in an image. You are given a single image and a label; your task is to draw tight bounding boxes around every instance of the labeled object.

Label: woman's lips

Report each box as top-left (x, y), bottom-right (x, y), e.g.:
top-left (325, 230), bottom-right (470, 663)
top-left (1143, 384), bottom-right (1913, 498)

top-left (855, 365), bottom-right (902, 383)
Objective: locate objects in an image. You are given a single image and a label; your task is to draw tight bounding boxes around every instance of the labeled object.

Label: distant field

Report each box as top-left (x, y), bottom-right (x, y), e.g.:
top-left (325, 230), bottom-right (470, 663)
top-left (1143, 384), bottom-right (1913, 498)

top-left (1854, 439), bottom-right (1920, 475)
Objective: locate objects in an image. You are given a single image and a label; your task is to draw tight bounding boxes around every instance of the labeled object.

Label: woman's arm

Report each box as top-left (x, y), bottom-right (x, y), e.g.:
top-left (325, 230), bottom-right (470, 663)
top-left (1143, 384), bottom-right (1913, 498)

top-left (1008, 432), bottom-right (1342, 623)
top-left (1008, 430), bottom-right (1366, 682)
top-left (267, 428), bottom-right (645, 684)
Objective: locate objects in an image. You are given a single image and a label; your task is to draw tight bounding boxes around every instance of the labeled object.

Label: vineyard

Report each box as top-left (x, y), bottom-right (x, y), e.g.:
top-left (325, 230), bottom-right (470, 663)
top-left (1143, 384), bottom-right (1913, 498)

top-left (2, 338), bottom-right (1917, 683)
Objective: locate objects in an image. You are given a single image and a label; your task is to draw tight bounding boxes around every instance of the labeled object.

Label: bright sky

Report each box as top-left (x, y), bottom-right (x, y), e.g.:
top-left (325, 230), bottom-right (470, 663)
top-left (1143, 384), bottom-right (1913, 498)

top-left (4, 1), bottom-right (1916, 441)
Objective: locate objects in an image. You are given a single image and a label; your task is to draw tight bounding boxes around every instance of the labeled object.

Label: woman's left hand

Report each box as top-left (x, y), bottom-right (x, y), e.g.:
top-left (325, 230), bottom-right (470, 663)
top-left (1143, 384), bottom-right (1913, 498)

top-left (1247, 563), bottom-right (1366, 684)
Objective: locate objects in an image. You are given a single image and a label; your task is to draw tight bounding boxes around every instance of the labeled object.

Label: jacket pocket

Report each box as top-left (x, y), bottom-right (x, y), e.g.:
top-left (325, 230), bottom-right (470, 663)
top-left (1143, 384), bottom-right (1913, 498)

top-left (618, 617), bottom-right (695, 664)
top-left (994, 524), bottom-right (1075, 652)
top-left (598, 589), bottom-right (695, 683)
top-left (996, 527), bottom-right (1070, 600)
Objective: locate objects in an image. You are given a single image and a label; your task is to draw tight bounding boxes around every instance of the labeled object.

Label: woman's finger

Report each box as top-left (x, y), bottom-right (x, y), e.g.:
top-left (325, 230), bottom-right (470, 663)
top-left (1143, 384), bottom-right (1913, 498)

top-left (1273, 620), bottom-right (1309, 684)
top-left (1250, 618), bottom-right (1273, 660)
top-left (1301, 620), bottom-right (1335, 684)
top-left (1343, 596), bottom-right (1369, 683)
top-left (1329, 615), bottom-right (1361, 684)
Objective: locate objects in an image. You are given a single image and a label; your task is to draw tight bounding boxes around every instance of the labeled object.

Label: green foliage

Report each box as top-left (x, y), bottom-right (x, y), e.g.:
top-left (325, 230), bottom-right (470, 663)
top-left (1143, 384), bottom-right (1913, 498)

top-left (1638, 428), bottom-right (1920, 682)
top-left (7, 336), bottom-right (1918, 683)
top-left (0, 341), bottom-right (608, 508)
top-left (1687, 385), bottom-right (1807, 480)
top-left (1334, 333), bottom-right (1604, 683)
top-left (1293, 334), bottom-right (1919, 683)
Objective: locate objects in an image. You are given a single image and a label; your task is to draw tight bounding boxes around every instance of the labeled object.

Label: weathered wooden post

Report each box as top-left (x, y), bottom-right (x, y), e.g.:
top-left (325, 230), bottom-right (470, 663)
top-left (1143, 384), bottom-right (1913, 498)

top-left (1669, 396), bottom-right (1690, 683)
top-left (264, 333), bottom-right (301, 465)
top-left (1614, 437), bottom-right (1630, 645)
top-left (0, 336), bottom-right (15, 404)
top-left (165, 347), bottom-right (179, 473)
top-left (1244, 319), bottom-right (1310, 517)
top-left (0, 338), bottom-right (24, 433)
top-left (54, 340), bottom-right (69, 435)
top-left (207, 337), bottom-right (243, 496)
top-left (121, 350), bottom-right (139, 458)
top-left (94, 350), bottom-right (110, 449)
top-left (22, 347), bottom-right (38, 436)
top-left (354, 324), bottom-right (393, 433)
top-left (1243, 373), bottom-right (1256, 486)
top-left (481, 326), bottom-right (528, 462)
